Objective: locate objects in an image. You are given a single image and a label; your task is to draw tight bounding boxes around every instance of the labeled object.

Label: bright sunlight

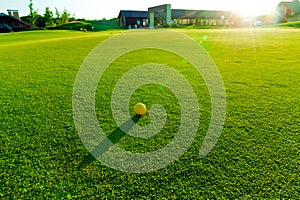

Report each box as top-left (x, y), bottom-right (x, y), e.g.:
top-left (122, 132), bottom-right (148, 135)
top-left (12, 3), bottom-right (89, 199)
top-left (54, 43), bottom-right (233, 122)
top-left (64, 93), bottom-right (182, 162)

top-left (233, 2), bottom-right (274, 16)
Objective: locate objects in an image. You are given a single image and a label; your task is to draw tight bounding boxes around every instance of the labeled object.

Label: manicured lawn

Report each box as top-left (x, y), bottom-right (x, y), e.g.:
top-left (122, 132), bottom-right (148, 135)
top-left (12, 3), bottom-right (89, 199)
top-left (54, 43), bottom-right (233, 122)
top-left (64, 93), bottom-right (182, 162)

top-left (0, 28), bottom-right (299, 198)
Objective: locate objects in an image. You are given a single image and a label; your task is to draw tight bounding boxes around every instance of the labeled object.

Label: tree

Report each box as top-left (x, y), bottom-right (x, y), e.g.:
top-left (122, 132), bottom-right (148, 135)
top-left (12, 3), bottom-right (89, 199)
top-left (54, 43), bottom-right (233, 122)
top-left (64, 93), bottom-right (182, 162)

top-left (44, 7), bottom-right (54, 26)
top-left (69, 14), bottom-right (76, 22)
top-left (28, 0), bottom-right (38, 26)
top-left (55, 7), bottom-right (61, 25)
top-left (61, 9), bottom-right (71, 24)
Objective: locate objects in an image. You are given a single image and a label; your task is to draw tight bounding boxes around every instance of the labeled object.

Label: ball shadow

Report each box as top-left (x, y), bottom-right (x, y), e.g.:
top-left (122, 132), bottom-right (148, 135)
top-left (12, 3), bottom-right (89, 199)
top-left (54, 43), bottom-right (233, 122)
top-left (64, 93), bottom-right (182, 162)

top-left (78, 115), bottom-right (141, 169)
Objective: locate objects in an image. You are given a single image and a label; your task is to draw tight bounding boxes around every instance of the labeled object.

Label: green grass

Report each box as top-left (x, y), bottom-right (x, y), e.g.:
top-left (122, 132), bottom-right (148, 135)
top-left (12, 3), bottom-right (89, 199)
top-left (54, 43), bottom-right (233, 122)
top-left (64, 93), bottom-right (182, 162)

top-left (177, 25), bottom-right (228, 29)
top-left (47, 21), bottom-right (126, 31)
top-left (278, 21), bottom-right (300, 28)
top-left (0, 28), bottom-right (299, 198)
top-left (90, 23), bottom-right (126, 31)
top-left (50, 22), bottom-right (93, 31)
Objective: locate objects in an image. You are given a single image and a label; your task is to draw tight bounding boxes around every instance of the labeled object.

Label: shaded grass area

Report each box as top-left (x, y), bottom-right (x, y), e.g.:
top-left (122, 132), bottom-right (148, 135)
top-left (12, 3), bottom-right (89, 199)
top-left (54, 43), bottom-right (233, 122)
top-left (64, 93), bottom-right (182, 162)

top-left (0, 28), bottom-right (299, 198)
top-left (91, 23), bottom-right (126, 31)
top-left (47, 21), bottom-right (126, 31)
top-left (0, 30), bottom-right (120, 47)
top-left (48, 22), bottom-right (93, 31)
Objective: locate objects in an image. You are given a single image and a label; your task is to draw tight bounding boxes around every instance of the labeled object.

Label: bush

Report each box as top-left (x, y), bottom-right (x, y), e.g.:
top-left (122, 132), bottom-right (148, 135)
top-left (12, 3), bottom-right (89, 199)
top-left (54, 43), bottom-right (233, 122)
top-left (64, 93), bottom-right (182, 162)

top-left (171, 23), bottom-right (179, 28)
top-left (163, 23), bottom-right (170, 28)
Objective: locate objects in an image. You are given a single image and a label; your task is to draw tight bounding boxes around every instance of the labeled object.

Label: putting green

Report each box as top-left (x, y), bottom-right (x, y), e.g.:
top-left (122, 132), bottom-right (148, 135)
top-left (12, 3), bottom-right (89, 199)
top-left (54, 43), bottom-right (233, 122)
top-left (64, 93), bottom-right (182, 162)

top-left (0, 28), bottom-right (299, 198)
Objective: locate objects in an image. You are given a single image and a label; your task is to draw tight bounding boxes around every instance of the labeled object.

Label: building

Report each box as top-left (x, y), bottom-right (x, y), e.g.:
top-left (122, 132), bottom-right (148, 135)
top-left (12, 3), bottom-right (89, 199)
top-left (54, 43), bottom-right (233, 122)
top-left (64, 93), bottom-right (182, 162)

top-left (118, 10), bottom-right (149, 27)
top-left (0, 10), bottom-right (31, 32)
top-left (170, 9), bottom-right (239, 26)
top-left (118, 4), bottom-right (241, 28)
top-left (277, 0), bottom-right (300, 22)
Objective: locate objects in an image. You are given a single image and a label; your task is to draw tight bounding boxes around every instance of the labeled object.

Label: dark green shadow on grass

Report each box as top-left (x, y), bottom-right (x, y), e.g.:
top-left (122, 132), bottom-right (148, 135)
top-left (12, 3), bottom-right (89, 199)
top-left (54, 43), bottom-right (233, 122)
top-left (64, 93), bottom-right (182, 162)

top-left (78, 115), bottom-right (141, 168)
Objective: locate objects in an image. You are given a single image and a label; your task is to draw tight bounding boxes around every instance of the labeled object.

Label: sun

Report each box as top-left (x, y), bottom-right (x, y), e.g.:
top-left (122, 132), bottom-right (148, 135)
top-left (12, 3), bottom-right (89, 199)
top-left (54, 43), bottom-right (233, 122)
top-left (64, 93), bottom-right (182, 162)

top-left (230, 1), bottom-right (275, 17)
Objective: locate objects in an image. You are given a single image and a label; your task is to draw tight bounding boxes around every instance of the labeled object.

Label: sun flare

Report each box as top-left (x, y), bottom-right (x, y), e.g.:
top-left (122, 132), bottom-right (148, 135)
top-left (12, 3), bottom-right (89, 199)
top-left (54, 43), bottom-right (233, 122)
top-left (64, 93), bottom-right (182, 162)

top-left (230, 1), bottom-right (275, 17)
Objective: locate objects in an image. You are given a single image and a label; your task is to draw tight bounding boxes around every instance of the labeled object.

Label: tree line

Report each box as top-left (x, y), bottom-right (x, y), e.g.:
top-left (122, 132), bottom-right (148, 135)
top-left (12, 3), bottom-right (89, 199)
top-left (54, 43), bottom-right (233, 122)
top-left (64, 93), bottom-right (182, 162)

top-left (21, 0), bottom-right (76, 27)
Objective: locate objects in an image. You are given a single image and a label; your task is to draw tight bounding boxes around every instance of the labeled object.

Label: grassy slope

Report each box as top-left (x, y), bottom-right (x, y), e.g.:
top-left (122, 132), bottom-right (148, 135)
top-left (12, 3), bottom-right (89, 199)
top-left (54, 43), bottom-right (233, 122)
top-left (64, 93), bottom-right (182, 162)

top-left (278, 21), bottom-right (300, 28)
top-left (0, 28), bottom-right (299, 199)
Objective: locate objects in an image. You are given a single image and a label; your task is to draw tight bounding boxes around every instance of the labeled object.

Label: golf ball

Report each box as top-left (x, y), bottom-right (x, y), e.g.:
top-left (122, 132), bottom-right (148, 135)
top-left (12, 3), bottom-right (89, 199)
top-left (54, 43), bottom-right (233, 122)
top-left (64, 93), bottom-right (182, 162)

top-left (134, 103), bottom-right (147, 116)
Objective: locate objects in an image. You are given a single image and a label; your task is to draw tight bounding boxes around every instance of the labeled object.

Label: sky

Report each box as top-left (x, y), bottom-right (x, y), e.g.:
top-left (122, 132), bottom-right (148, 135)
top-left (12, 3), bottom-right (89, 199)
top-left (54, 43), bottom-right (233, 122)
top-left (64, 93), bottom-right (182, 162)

top-left (0, 0), bottom-right (284, 20)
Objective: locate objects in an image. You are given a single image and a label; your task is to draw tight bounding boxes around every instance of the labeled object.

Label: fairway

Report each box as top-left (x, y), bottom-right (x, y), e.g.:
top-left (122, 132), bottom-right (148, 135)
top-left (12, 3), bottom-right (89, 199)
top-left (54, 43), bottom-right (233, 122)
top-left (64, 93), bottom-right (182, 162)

top-left (0, 28), bottom-right (299, 198)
